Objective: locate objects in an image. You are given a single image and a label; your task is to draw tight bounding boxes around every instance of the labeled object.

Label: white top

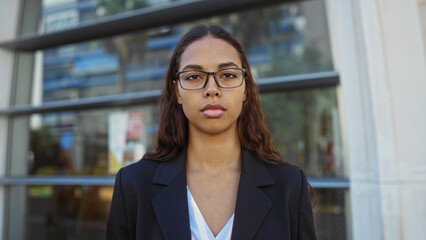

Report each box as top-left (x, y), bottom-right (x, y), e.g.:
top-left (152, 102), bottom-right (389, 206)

top-left (187, 187), bottom-right (234, 240)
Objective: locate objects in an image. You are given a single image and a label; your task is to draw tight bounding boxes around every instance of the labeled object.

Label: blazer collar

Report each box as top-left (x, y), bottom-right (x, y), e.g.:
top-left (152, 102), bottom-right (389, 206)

top-left (240, 148), bottom-right (275, 187)
top-left (152, 149), bottom-right (190, 240)
top-left (151, 147), bottom-right (275, 240)
top-left (151, 148), bottom-right (275, 186)
top-left (152, 148), bottom-right (187, 185)
top-left (232, 149), bottom-right (275, 240)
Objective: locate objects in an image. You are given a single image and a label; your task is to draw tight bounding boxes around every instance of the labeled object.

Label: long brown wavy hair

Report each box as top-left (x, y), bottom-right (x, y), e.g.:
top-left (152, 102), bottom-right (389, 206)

top-left (142, 25), bottom-right (282, 164)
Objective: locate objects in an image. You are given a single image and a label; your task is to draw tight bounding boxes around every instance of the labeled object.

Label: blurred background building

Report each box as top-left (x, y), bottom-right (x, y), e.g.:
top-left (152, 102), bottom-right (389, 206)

top-left (0, 0), bottom-right (425, 239)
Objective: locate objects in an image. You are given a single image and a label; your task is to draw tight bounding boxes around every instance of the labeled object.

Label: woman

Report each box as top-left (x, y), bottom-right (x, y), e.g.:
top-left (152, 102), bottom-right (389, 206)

top-left (106, 25), bottom-right (316, 240)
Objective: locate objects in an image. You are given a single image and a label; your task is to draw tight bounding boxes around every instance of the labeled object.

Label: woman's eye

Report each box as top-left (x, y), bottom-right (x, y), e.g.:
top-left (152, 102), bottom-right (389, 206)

top-left (185, 74), bottom-right (202, 81)
top-left (220, 72), bottom-right (237, 79)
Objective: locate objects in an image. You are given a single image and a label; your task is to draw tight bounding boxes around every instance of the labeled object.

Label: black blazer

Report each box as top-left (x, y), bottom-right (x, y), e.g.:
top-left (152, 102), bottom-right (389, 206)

top-left (106, 148), bottom-right (316, 240)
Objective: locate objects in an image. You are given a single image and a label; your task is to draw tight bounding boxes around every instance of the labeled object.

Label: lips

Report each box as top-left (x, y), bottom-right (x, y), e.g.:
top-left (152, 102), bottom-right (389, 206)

top-left (201, 104), bottom-right (226, 118)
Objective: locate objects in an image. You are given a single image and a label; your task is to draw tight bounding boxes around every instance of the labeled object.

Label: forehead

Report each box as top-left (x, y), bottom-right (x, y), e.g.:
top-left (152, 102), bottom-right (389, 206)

top-left (179, 36), bottom-right (241, 70)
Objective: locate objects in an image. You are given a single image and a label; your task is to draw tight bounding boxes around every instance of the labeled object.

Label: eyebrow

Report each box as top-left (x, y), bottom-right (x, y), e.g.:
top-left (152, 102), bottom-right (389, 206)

top-left (181, 62), bottom-right (240, 71)
top-left (181, 64), bottom-right (203, 71)
top-left (218, 62), bottom-right (240, 69)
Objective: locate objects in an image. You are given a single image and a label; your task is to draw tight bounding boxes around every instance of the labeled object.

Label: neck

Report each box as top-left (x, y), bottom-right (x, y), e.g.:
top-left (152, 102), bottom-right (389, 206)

top-left (186, 127), bottom-right (242, 173)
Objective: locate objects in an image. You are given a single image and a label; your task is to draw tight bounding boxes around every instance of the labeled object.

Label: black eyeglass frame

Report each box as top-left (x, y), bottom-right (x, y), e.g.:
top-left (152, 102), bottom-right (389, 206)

top-left (175, 68), bottom-right (247, 90)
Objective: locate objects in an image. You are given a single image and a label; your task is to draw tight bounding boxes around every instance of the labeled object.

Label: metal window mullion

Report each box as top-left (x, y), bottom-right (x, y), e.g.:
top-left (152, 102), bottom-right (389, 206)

top-left (308, 178), bottom-right (350, 189)
top-left (0, 0), bottom-right (300, 52)
top-left (0, 89), bottom-right (162, 116)
top-left (0, 176), bottom-right (115, 186)
top-left (0, 176), bottom-right (349, 188)
top-left (257, 71), bottom-right (339, 93)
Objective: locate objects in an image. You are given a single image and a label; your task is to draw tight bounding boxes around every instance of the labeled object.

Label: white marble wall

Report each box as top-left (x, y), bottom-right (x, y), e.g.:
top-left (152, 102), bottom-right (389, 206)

top-left (420, 0), bottom-right (426, 59)
top-left (326, 0), bottom-right (426, 239)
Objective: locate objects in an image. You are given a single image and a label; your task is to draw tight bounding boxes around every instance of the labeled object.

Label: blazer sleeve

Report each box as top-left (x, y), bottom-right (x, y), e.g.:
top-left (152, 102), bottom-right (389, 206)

top-left (106, 169), bottom-right (131, 240)
top-left (297, 170), bottom-right (317, 240)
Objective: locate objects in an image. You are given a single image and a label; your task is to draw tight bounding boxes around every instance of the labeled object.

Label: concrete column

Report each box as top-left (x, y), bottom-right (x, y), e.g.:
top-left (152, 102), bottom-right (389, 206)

top-left (0, 1), bottom-right (22, 239)
top-left (326, 0), bottom-right (426, 239)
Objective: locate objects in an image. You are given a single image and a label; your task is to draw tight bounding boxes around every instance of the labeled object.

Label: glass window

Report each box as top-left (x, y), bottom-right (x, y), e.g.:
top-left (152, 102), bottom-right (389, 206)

top-left (313, 189), bottom-right (349, 240)
top-left (6, 0), bottom-right (348, 239)
top-left (23, 0), bottom-right (175, 36)
top-left (18, 104), bottom-right (160, 176)
top-left (33, 0), bottom-right (332, 103)
top-left (7, 185), bottom-right (113, 240)
top-left (261, 87), bottom-right (344, 177)
top-left (6, 186), bottom-right (348, 240)
top-left (13, 87), bottom-right (344, 178)
top-left (12, 0), bottom-right (341, 178)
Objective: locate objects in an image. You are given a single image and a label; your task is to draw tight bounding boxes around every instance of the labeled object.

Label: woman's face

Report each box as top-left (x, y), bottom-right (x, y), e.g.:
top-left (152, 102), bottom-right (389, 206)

top-left (176, 36), bottom-right (246, 136)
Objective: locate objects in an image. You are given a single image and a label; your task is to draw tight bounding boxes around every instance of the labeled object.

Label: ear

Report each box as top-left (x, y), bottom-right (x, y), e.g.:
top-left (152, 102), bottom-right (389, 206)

top-left (243, 76), bottom-right (247, 102)
top-left (174, 81), bottom-right (182, 104)
top-left (243, 84), bottom-right (247, 102)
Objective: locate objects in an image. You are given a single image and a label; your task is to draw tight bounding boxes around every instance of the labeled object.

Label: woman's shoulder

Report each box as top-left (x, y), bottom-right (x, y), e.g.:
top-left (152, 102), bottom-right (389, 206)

top-left (117, 159), bottom-right (162, 184)
top-left (243, 149), bottom-right (306, 187)
top-left (263, 161), bottom-right (307, 188)
top-left (112, 159), bottom-right (167, 208)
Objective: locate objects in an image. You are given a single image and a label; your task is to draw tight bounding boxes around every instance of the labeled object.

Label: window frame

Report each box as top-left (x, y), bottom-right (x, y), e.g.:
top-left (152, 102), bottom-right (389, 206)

top-left (0, 0), bottom-right (347, 190)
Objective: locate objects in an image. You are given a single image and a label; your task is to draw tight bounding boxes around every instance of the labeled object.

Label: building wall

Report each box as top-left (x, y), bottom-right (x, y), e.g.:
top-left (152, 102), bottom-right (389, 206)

top-left (420, 0), bottom-right (426, 58)
top-left (327, 0), bottom-right (426, 239)
top-left (1, 0), bottom-right (426, 239)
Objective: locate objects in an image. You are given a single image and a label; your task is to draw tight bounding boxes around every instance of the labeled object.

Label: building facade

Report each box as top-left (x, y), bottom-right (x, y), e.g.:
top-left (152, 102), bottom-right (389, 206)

top-left (0, 0), bottom-right (425, 239)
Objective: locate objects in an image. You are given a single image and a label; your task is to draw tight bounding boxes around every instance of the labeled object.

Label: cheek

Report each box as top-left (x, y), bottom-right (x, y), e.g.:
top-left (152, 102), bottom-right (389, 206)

top-left (181, 102), bottom-right (190, 117)
top-left (230, 94), bottom-right (246, 117)
top-left (236, 101), bottom-right (244, 117)
top-left (238, 93), bottom-right (248, 116)
top-left (179, 97), bottom-right (197, 118)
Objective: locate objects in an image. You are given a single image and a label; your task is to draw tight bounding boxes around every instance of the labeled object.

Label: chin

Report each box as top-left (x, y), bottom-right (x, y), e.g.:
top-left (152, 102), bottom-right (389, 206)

top-left (203, 128), bottom-right (229, 136)
top-left (204, 125), bottom-right (238, 137)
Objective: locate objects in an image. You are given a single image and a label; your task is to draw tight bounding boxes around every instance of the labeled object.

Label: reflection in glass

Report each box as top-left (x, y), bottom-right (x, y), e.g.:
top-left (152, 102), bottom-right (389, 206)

top-left (7, 186), bottom-right (347, 240)
top-left (25, 87), bottom-right (343, 178)
top-left (313, 189), bottom-right (348, 240)
top-left (31, 0), bottom-right (173, 35)
top-left (36, 0), bottom-right (332, 103)
top-left (261, 88), bottom-right (343, 177)
top-left (27, 105), bottom-right (159, 176)
top-left (8, 185), bottom-right (112, 240)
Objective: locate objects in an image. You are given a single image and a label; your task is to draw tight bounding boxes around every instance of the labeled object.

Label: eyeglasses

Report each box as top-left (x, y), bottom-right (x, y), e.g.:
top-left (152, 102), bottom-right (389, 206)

top-left (175, 68), bottom-right (246, 90)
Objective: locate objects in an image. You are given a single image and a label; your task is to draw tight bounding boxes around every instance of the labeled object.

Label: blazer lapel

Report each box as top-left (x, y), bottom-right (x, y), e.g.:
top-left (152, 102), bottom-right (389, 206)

top-left (151, 149), bottom-right (191, 240)
top-left (231, 149), bottom-right (275, 240)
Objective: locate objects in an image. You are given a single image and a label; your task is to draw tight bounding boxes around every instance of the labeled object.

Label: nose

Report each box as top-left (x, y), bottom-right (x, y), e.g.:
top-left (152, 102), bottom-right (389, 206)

top-left (203, 74), bottom-right (221, 97)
